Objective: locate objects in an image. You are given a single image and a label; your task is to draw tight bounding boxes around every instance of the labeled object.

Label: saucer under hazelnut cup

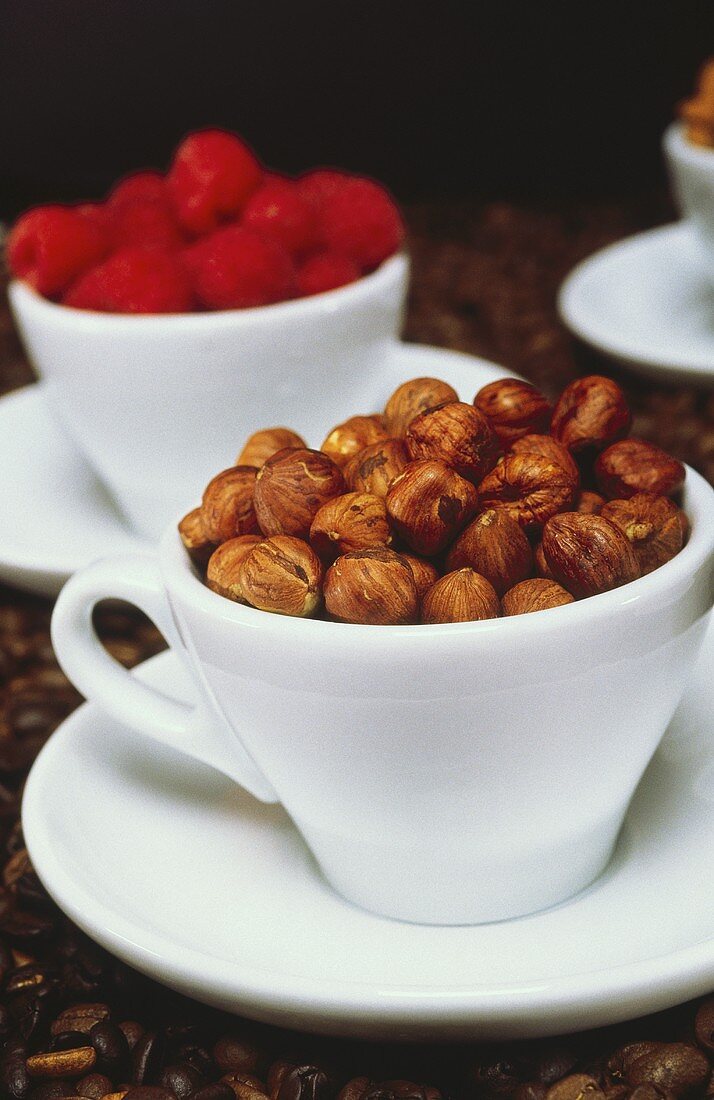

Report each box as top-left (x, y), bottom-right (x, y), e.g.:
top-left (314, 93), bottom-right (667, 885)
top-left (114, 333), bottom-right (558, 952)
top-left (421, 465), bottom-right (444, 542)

top-left (8, 254), bottom-right (407, 540)
top-left (50, 461), bottom-right (714, 927)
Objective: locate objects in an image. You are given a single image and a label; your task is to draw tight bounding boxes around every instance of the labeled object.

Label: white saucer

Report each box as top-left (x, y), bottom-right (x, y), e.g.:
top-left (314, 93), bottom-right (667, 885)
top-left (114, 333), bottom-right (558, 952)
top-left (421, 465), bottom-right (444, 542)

top-left (558, 222), bottom-right (714, 384)
top-left (0, 344), bottom-right (508, 597)
top-left (23, 623), bottom-right (714, 1041)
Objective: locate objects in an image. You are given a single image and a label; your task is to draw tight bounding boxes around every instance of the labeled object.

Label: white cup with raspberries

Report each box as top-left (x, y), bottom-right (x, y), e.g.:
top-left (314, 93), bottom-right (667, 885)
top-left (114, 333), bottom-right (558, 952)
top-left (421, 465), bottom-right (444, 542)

top-left (7, 128), bottom-right (408, 539)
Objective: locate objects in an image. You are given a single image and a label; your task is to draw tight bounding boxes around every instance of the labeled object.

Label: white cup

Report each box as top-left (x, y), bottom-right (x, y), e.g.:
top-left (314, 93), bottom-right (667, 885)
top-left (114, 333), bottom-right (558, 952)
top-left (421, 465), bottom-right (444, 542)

top-left (663, 122), bottom-right (714, 284)
top-left (8, 254), bottom-right (408, 540)
top-left (51, 470), bottom-right (714, 925)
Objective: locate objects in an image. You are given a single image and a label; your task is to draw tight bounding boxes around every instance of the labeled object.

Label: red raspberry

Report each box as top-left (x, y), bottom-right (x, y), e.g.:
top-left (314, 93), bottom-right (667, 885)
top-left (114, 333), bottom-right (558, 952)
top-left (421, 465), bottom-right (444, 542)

top-left (321, 178), bottom-right (404, 268)
top-left (167, 129), bottom-right (263, 236)
top-left (7, 205), bottom-right (109, 297)
top-left (296, 169), bottom-right (351, 213)
top-left (297, 252), bottom-right (359, 296)
top-left (110, 199), bottom-right (184, 251)
top-left (63, 248), bottom-right (193, 313)
top-left (109, 171), bottom-right (167, 210)
top-left (242, 179), bottom-right (317, 256)
top-left (76, 202), bottom-right (110, 230)
top-left (185, 226), bottom-right (295, 310)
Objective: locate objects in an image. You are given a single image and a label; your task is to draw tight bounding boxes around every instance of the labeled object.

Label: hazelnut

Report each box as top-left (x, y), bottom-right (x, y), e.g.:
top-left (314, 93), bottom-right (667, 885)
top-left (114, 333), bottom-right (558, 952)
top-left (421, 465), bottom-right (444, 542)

top-left (551, 375), bottom-right (631, 452)
top-left (575, 490), bottom-right (605, 514)
top-left (206, 535), bottom-right (262, 601)
top-left (343, 438), bottom-right (409, 497)
top-left (541, 512), bottom-right (640, 598)
top-left (421, 569), bottom-right (500, 624)
top-left (321, 415), bottom-right (389, 469)
top-left (238, 535), bottom-right (323, 617)
top-left (595, 439), bottom-right (686, 499)
top-left (309, 492), bottom-right (392, 561)
top-left (446, 509), bottom-right (532, 596)
top-left (473, 378), bottom-right (551, 445)
top-left (384, 376), bottom-right (459, 437)
top-left (510, 433), bottom-right (580, 483)
top-left (502, 578), bottom-right (574, 616)
top-left (477, 453), bottom-right (577, 530)
top-left (406, 402), bottom-right (500, 483)
top-left (400, 554), bottom-right (440, 600)
top-left (236, 427), bottom-right (306, 468)
top-left (600, 494), bottom-right (688, 575)
top-left (324, 548), bottom-right (418, 625)
top-left (253, 447), bottom-right (345, 538)
top-left (178, 507), bottom-right (216, 567)
top-left (386, 459), bottom-right (478, 556)
top-left (200, 466), bottom-right (260, 543)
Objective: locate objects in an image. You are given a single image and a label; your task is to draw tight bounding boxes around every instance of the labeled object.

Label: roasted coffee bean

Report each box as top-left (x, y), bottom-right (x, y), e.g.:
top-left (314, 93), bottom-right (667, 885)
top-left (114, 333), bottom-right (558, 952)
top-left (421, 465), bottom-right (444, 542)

top-left (337, 1080), bottom-right (371, 1100)
top-left (465, 1059), bottom-right (522, 1100)
top-left (2, 1049), bottom-right (31, 1099)
top-left (50, 1033), bottom-right (92, 1053)
top-left (124, 1088), bottom-right (176, 1100)
top-left (6, 965), bottom-right (54, 997)
top-left (0, 908), bottom-right (56, 945)
top-left (158, 1062), bottom-right (205, 1099)
top-left (695, 999), bottom-right (714, 1056)
top-left (88, 1022), bottom-right (129, 1074)
top-left (51, 1005), bottom-right (111, 1038)
top-left (177, 1042), bottom-right (214, 1078)
top-left (268, 1063), bottom-right (295, 1099)
top-left (278, 1067), bottom-right (336, 1100)
top-left (27, 1084), bottom-right (74, 1100)
top-left (531, 1045), bottom-right (581, 1086)
top-left (545, 1077), bottom-right (605, 1100)
top-left (623, 1044), bottom-right (709, 1096)
top-left (363, 1085), bottom-right (441, 1100)
top-left (75, 1072), bottom-right (113, 1098)
top-left (26, 1047), bottom-right (97, 1078)
top-left (118, 1022), bottom-right (144, 1052)
top-left (12, 990), bottom-right (60, 1043)
top-left (214, 1038), bottom-right (262, 1075)
top-left (193, 1086), bottom-right (237, 1100)
top-left (222, 1074), bottom-right (270, 1100)
top-left (608, 1044), bottom-right (664, 1079)
top-left (131, 1031), bottom-right (166, 1085)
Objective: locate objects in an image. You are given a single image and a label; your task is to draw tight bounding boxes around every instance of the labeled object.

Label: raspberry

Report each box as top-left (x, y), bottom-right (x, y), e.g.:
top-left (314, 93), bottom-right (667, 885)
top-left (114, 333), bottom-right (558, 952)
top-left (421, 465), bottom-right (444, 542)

top-left (185, 226), bottom-right (295, 310)
top-left (297, 251), bottom-right (359, 296)
top-left (110, 199), bottom-right (184, 251)
top-left (167, 129), bottom-right (263, 236)
top-left (7, 205), bottom-right (109, 297)
top-left (242, 179), bottom-right (317, 256)
top-left (321, 177), bottom-right (404, 268)
top-left (63, 248), bottom-right (193, 313)
top-left (296, 169), bottom-right (351, 213)
top-left (76, 202), bottom-right (109, 230)
top-left (109, 171), bottom-right (167, 210)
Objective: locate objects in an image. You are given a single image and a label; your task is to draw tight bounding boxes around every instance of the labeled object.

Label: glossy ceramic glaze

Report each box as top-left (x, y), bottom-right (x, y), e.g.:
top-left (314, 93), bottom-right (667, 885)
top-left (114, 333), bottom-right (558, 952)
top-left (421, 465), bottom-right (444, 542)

top-left (8, 253), bottom-right (408, 538)
top-left (663, 122), bottom-right (714, 285)
top-left (51, 467), bottom-right (714, 924)
top-left (22, 634), bottom-right (714, 1039)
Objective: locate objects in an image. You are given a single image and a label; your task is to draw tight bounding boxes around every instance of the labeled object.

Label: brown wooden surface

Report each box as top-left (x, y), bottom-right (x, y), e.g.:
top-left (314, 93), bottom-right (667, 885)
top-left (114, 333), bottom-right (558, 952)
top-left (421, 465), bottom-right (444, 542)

top-left (0, 199), bottom-right (712, 1091)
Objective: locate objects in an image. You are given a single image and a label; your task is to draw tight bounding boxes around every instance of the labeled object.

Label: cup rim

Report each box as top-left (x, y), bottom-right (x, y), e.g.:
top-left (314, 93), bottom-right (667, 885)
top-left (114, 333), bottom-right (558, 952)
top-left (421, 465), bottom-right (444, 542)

top-left (8, 251), bottom-right (408, 331)
top-left (160, 463), bottom-right (714, 644)
top-left (663, 120), bottom-right (714, 168)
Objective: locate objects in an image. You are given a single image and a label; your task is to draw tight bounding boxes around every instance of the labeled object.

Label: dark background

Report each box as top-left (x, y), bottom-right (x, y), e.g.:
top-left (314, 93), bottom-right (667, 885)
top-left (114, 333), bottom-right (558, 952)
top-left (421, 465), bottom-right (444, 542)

top-left (0, 1), bottom-right (712, 217)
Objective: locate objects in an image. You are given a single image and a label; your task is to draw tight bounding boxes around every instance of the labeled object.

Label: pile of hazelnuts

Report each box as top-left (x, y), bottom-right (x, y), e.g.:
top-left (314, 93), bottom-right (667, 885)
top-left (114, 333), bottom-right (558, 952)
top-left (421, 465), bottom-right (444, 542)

top-left (178, 374), bottom-right (689, 625)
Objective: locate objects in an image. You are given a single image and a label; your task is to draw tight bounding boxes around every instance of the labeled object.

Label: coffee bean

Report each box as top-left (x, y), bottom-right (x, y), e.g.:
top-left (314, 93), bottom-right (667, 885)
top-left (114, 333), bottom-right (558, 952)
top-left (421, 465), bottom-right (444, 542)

top-left (75, 1072), bottom-right (113, 1098)
top-left (178, 1043), bottom-right (214, 1078)
top-left (0, 909), bottom-right (56, 945)
top-left (221, 1074), bottom-right (270, 1100)
top-left (545, 1077), bottom-right (605, 1100)
top-left (6, 964), bottom-right (53, 997)
top-left (465, 1060), bottom-right (522, 1100)
top-left (214, 1038), bottom-right (261, 1075)
top-left (26, 1048), bottom-right (97, 1079)
top-left (123, 1088), bottom-right (175, 1100)
top-left (118, 1023), bottom-right (144, 1052)
top-left (695, 999), bottom-right (714, 1056)
top-left (2, 1050), bottom-right (31, 1099)
top-left (131, 1032), bottom-right (166, 1085)
top-left (88, 1022), bottom-right (129, 1075)
top-left (50, 1034), bottom-right (91, 1054)
top-left (268, 1064), bottom-right (295, 1099)
top-left (158, 1062), bottom-right (205, 1099)
top-left (337, 1080), bottom-right (371, 1100)
top-left (278, 1067), bottom-right (334, 1100)
top-left (51, 1005), bottom-right (111, 1038)
top-left (193, 1086), bottom-right (237, 1100)
top-left (623, 1044), bottom-right (710, 1096)
top-left (364, 1085), bottom-right (441, 1100)
top-left (27, 1084), bottom-right (74, 1100)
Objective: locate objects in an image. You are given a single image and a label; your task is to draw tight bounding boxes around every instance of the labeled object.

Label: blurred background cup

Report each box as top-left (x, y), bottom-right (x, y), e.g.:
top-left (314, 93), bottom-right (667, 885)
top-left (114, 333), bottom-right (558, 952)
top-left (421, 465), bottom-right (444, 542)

top-left (663, 122), bottom-right (714, 283)
top-left (8, 253), bottom-right (407, 539)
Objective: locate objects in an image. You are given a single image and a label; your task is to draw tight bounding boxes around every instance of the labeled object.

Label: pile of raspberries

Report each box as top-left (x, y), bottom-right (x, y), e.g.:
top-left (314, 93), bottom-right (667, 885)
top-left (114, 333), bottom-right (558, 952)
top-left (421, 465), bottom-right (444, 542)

top-left (6, 129), bottom-right (404, 313)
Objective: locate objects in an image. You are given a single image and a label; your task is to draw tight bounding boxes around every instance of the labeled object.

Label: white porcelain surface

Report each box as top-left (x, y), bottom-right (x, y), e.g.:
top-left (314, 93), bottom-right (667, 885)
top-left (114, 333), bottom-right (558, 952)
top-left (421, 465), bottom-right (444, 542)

top-left (23, 628), bottom-right (714, 1040)
top-left (663, 121), bottom-right (714, 284)
top-left (558, 223), bottom-right (714, 383)
top-left (0, 343), bottom-right (507, 597)
top-left (51, 456), bottom-right (714, 925)
top-left (8, 255), bottom-right (408, 539)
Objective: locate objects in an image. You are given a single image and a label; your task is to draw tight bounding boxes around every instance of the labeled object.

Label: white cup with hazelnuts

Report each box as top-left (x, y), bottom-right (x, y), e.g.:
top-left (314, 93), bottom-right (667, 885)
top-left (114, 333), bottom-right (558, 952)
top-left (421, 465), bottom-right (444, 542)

top-left (51, 374), bottom-right (714, 925)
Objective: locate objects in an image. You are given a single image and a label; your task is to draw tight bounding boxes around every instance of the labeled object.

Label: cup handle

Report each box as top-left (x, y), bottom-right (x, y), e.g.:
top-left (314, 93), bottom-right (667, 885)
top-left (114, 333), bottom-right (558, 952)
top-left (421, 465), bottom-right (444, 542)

top-left (51, 553), bottom-right (279, 803)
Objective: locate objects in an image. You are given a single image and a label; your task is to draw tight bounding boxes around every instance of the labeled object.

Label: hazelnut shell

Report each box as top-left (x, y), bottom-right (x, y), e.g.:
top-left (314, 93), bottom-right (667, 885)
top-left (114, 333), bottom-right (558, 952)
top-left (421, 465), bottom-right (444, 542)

top-left (384, 377), bottom-right (459, 437)
top-left (253, 447), bottom-right (345, 539)
top-left (541, 512), bottom-right (641, 599)
top-left (405, 401), bottom-right (500, 484)
top-left (421, 569), bottom-right (500, 624)
top-left (324, 548), bottom-right (418, 625)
